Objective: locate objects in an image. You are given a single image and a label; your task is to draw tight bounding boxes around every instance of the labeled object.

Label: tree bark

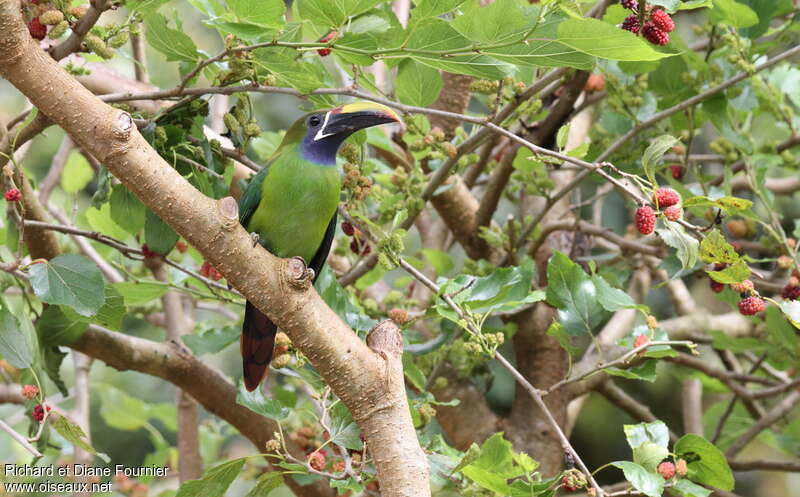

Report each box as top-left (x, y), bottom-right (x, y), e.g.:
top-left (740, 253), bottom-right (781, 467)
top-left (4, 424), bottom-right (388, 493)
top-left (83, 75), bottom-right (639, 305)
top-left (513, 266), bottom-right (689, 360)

top-left (0, 3), bottom-right (429, 495)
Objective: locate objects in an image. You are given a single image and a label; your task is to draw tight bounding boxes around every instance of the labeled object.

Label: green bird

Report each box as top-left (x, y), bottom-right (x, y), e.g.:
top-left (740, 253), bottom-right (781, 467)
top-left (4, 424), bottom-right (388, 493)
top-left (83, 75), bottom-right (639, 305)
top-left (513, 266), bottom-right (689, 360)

top-left (238, 101), bottom-right (400, 391)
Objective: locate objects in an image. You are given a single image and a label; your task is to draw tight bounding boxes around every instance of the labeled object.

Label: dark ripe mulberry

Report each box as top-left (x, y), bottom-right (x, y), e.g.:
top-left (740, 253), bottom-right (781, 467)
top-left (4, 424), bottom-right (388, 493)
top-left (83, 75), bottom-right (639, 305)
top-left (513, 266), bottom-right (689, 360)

top-left (621, 14), bottom-right (641, 34)
top-left (32, 404), bottom-right (50, 422)
top-left (4, 188), bottom-right (21, 202)
top-left (635, 206), bottom-right (656, 235)
top-left (782, 285), bottom-right (800, 301)
top-left (350, 238), bottom-right (371, 256)
top-left (650, 9), bottom-right (675, 33)
top-left (341, 221), bottom-right (355, 236)
top-left (710, 280), bottom-right (724, 293)
top-left (643, 22), bottom-right (670, 45)
top-left (620, 0), bottom-right (637, 9)
top-left (28, 17), bottom-right (46, 40)
top-left (670, 164), bottom-right (685, 180)
top-left (317, 31), bottom-right (337, 56)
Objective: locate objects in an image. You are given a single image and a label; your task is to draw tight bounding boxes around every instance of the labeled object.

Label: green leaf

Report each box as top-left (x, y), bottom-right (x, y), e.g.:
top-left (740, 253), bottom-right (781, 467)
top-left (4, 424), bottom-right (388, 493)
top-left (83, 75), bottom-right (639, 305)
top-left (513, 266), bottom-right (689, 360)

top-left (42, 345), bottom-right (68, 396)
top-left (328, 403), bottom-right (363, 450)
top-left (711, 0), bottom-right (759, 28)
top-left (405, 18), bottom-right (514, 79)
top-left (451, 0), bottom-right (528, 44)
top-left (780, 300), bottom-right (800, 329)
top-left (642, 135), bottom-right (679, 184)
top-left (226, 0), bottom-right (285, 28)
top-left (402, 353), bottom-right (426, 390)
top-left (656, 223), bottom-right (698, 271)
top-left (546, 251), bottom-right (607, 336)
top-left (144, 12), bottom-right (199, 62)
top-left (113, 281), bottom-right (169, 306)
top-left (606, 360), bottom-right (657, 382)
top-left (28, 254), bottom-right (106, 317)
top-left (421, 249), bottom-right (454, 275)
top-left (244, 472), bottom-right (283, 497)
top-left (126, 0), bottom-right (170, 13)
top-left (0, 299), bottom-right (35, 368)
top-left (296, 0), bottom-right (381, 27)
top-left (175, 458), bottom-right (247, 497)
top-left (677, 0), bottom-right (714, 10)
top-left (557, 18), bottom-right (675, 61)
top-left (110, 184), bottom-right (146, 236)
top-left (633, 442), bottom-right (670, 472)
top-left (592, 274), bottom-right (647, 312)
top-left (395, 59), bottom-right (443, 107)
top-left (52, 416), bottom-right (103, 459)
top-left (683, 196), bottom-right (752, 215)
top-left (99, 386), bottom-right (149, 430)
top-left (624, 421), bottom-right (670, 450)
top-left (182, 326), bottom-right (239, 355)
top-left (84, 203), bottom-right (129, 241)
top-left (144, 209), bottom-right (179, 255)
top-left (465, 432), bottom-right (525, 479)
top-left (61, 150), bottom-right (94, 194)
top-left (36, 305), bottom-right (89, 346)
top-left (765, 305), bottom-right (798, 354)
top-left (674, 434), bottom-right (734, 491)
top-left (672, 479), bottom-right (713, 497)
top-left (412, 0), bottom-right (466, 18)
top-left (236, 381), bottom-right (290, 421)
top-left (698, 230), bottom-right (738, 264)
top-left (707, 260), bottom-right (750, 284)
top-left (610, 461), bottom-right (664, 497)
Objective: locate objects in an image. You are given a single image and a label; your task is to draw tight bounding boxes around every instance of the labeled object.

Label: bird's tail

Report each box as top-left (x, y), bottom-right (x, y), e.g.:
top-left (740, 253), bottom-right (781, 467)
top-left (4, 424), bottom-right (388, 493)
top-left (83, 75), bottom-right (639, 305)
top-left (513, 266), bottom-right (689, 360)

top-left (240, 301), bottom-right (277, 391)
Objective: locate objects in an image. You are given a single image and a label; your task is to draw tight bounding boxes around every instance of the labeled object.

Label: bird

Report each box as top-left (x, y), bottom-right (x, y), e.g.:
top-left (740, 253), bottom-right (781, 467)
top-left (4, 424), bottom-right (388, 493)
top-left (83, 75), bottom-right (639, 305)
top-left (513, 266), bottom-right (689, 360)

top-left (238, 101), bottom-right (400, 391)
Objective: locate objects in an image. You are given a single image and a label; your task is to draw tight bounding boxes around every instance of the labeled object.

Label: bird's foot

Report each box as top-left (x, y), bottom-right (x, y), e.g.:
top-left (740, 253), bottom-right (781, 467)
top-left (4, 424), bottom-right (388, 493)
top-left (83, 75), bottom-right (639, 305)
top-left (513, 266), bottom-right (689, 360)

top-left (250, 232), bottom-right (260, 247)
top-left (306, 268), bottom-right (315, 281)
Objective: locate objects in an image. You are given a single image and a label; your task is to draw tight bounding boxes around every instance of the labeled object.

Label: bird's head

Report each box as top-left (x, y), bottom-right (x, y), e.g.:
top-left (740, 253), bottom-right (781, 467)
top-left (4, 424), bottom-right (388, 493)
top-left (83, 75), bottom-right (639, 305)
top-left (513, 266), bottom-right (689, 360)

top-left (296, 101), bottom-right (401, 165)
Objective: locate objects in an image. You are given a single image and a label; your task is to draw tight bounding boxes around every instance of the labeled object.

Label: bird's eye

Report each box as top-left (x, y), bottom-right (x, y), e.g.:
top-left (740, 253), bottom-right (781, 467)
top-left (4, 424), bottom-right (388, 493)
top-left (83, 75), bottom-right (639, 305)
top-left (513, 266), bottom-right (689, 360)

top-left (309, 115), bottom-right (322, 127)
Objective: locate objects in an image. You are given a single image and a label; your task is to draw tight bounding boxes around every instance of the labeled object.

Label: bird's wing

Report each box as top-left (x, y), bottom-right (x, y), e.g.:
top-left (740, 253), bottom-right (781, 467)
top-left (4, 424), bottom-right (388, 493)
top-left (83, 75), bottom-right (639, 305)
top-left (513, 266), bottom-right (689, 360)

top-left (238, 165), bottom-right (270, 228)
top-left (309, 211), bottom-right (337, 284)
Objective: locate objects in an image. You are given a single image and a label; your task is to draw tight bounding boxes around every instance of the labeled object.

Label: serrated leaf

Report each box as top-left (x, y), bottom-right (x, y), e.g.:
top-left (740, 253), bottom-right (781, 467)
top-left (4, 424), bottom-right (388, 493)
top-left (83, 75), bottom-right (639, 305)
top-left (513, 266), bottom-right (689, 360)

top-left (61, 150), bottom-right (94, 194)
top-left (144, 12), bottom-right (199, 62)
top-left (402, 353), bottom-right (426, 391)
top-left (175, 458), bottom-right (246, 497)
top-left (329, 402), bottom-right (363, 450)
top-left (144, 209), bottom-right (179, 255)
top-left (395, 59), bottom-right (443, 107)
top-left (36, 305), bottom-right (89, 346)
top-left (606, 360), bottom-right (658, 382)
top-left (296, 0), bottom-right (381, 27)
top-left (633, 442), bottom-right (669, 472)
top-left (656, 223), bottom-right (698, 271)
top-left (642, 135), bottom-right (679, 184)
top-left (707, 260), bottom-right (750, 284)
top-left (412, 0), bottom-right (466, 18)
top-left (0, 299), bottom-right (35, 368)
top-left (236, 381), bottom-right (290, 421)
top-left (113, 281), bottom-right (169, 306)
top-left (182, 326), bottom-right (239, 355)
top-left (624, 421), bottom-right (670, 450)
top-left (546, 251), bottom-right (607, 336)
top-left (711, 0), bottom-right (759, 28)
top-left (592, 274), bottom-right (647, 312)
top-left (779, 300), bottom-right (800, 329)
top-left (245, 472), bottom-right (283, 497)
top-left (673, 479), bottom-right (713, 497)
top-left (99, 386), bottom-right (149, 430)
top-left (42, 345), bottom-right (68, 396)
top-left (698, 230), bottom-right (738, 264)
top-left (557, 18), bottom-right (676, 61)
top-left (28, 254), bottom-right (106, 317)
top-left (52, 416), bottom-right (102, 459)
top-left (610, 461), bottom-right (664, 497)
top-left (674, 434), bottom-right (734, 491)
top-left (110, 184), bottom-right (146, 236)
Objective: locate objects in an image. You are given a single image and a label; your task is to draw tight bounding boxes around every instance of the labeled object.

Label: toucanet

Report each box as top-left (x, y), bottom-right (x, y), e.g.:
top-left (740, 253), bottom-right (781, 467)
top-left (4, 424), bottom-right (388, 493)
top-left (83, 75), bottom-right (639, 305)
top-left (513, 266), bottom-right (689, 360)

top-left (238, 101), bottom-right (400, 391)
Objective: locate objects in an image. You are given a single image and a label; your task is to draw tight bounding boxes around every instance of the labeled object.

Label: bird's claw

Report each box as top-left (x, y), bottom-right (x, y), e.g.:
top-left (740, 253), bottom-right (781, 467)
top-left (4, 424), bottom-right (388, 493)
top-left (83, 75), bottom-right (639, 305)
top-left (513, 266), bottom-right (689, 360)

top-left (250, 232), bottom-right (260, 247)
top-left (306, 268), bottom-right (315, 281)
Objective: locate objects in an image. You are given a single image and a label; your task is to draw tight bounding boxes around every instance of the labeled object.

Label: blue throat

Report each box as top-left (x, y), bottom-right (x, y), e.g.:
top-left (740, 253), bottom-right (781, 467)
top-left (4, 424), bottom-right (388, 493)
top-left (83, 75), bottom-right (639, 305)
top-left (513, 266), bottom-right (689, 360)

top-left (300, 133), bottom-right (348, 166)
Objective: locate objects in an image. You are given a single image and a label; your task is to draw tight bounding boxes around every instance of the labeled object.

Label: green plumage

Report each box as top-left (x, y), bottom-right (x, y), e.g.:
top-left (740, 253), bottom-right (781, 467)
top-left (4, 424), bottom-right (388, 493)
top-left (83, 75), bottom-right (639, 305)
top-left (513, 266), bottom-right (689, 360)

top-left (237, 101), bottom-right (399, 391)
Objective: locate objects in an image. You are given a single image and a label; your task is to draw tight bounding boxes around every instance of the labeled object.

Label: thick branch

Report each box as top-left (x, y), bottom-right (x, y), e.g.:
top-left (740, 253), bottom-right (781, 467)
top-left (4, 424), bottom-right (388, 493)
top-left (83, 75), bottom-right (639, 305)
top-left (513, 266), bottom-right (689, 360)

top-left (0, 5), bottom-right (428, 495)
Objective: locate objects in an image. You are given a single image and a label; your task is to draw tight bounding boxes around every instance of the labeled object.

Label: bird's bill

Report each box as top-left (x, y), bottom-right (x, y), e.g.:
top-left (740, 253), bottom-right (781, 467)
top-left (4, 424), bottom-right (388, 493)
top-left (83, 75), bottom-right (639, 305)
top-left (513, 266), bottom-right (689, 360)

top-left (314, 101), bottom-right (400, 140)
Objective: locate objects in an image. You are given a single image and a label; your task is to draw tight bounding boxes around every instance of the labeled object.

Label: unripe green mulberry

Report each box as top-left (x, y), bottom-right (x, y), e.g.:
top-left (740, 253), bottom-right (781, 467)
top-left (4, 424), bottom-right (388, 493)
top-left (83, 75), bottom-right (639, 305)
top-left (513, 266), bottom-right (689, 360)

top-left (244, 121), bottom-right (261, 137)
top-left (108, 31), bottom-right (130, 48)
top-left (339, 143), bottom-right (359, 163)
top-left (68, 6), bottom-right (87, 19)
top-left (48, 20), bottom-right (68, 39)
top-left (223, 112), bottom-right (240, 134)
top-left (40, 10), bottom-right (64, 25)
top-left (84, 33), bottom-right (114, 59)
top-left (469, 79), bottom-right (499, 94)
top-left (272, 354), bottom-right (291, 369)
